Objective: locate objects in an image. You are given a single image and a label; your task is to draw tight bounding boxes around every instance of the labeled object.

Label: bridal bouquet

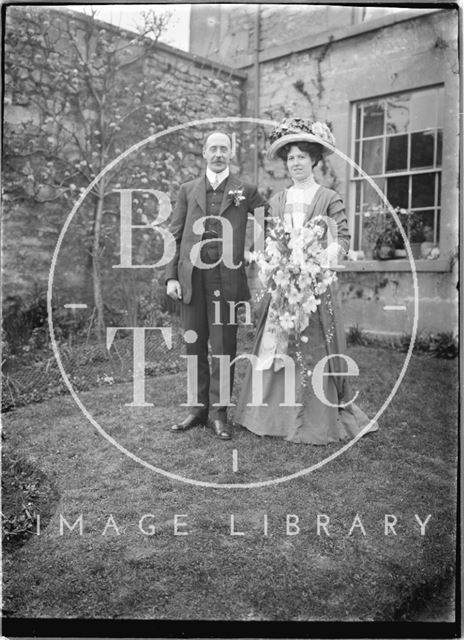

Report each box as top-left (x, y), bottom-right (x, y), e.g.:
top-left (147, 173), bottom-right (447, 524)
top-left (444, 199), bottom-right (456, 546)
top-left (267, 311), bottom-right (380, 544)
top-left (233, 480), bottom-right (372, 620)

top-left (253, 216), bottom-right (338, 339)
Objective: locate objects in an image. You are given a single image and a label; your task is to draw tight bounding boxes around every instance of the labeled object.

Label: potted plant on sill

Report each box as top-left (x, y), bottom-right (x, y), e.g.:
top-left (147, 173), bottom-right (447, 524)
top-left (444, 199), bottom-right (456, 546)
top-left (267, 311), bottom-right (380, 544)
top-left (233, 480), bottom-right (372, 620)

top-left (362, 206), bottom-right (402, 260)
top-left (362, 206), bottom-right (425, 261)
top-left (394, 209), bottom-right (425, 259)
top-left (361, 206), bottom-right (390, 260)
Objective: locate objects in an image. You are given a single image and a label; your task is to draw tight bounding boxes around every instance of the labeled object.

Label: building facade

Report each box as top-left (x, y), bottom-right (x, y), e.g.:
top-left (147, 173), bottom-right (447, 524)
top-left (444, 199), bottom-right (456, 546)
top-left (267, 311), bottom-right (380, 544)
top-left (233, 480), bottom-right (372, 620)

top-left (4, 5), bottom-right (459, 337)
top-left (191, 4), bottom-right (459, 337)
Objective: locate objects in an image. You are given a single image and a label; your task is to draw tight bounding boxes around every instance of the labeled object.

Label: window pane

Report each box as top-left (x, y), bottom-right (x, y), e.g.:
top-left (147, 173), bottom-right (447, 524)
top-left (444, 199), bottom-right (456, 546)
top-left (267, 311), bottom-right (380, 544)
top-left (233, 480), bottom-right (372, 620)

top-left (410, 131), bottom-right (434, 168)
top-left (387, 175), bottom-right (409, 208)
top-left (411, 173), bottom-right (435, 208)
top-left (436, 130), bottom-right (442, 166)
top-left (386, 135), bottom-right (408, 171)
top-left (354, 141), bottom-right (360, 176)
top-left (356, 104), bottom-right (362, 139)
top-left (363, 102), bottom-right (384, 137)
top-left (362, 138), bottom-right (383, 174)
top-left (410, 89), bottom-right (438, 131)
top-left (355, 180), bottom-right (362, 212)
top-left (386, 94), bottom-right (410, 134)
top-left (419, 210), bottom-right (436, 234)
top-left (412, 210), bottom-right (435, 243)
top-left (362, 177), bottom-right (385, 209)
top-left (354, 214), bottom-right (360, 249)
top-left (437, 172), bottom-right (441, 205)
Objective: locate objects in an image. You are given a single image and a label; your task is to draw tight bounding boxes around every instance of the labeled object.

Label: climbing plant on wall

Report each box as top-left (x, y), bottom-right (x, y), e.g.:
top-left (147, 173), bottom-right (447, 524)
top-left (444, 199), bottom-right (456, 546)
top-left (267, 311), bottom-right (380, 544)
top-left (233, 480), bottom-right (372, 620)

top-left (4, 6), bottom-right (242, 337)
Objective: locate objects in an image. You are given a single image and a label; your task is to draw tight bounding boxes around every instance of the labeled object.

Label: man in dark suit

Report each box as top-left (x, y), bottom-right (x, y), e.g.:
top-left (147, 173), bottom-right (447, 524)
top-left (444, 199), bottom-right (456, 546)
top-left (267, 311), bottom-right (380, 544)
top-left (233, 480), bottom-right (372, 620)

top-left (165, 131), bottom-right (266, 440)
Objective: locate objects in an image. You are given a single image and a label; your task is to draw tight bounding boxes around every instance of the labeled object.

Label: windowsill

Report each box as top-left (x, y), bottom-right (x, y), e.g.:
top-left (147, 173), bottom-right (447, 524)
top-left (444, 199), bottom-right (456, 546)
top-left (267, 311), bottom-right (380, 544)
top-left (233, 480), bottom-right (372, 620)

top-left (341, 258), bottom-right (450, 272)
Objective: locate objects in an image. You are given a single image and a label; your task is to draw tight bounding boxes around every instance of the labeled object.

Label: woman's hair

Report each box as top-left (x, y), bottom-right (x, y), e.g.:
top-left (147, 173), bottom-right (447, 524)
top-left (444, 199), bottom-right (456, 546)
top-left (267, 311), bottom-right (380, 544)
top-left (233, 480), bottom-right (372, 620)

top-left (276, 141), bottom-right (323, 167)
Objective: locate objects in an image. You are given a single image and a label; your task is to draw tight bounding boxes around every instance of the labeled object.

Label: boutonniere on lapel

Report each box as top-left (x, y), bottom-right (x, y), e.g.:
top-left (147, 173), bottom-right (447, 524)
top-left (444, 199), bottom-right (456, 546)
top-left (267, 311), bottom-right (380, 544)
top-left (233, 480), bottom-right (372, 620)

top-left (228, 187), bottom-right (246, 207)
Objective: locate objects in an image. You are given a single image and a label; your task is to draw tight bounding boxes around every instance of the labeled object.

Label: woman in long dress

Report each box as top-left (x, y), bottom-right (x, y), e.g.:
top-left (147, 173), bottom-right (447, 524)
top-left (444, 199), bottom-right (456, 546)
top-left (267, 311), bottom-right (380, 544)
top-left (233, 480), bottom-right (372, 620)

top-left (235, 118), bottom-right (378, 445)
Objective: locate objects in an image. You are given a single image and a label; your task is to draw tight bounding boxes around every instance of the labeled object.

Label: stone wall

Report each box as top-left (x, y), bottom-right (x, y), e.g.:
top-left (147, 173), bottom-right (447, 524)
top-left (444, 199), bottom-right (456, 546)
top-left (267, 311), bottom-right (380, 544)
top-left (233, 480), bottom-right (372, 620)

top-left (3, 6), bottom-right (247, 301)
top-left (189, 5), bottom-right (425, 66)
top-left (338, 266), bottom-right (458, 336)
top-left (189, 3), bottom-right (256, 62)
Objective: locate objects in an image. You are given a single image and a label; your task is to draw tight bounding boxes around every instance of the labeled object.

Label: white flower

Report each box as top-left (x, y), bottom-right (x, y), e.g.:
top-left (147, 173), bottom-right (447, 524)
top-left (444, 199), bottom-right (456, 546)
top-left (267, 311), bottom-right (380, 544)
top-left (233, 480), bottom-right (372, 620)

top-left (228, 188), bottom-right (245, 207)
top-left (287, 286), bottom-right (301, 305)
top-left (274, 269), bottom-right (289, 287)
top-left (311, 121), bottom-right (335, 146)
top-left (257, 215), bottom-right (337, 337)
top-left (302, 298), bottom-right (318, 315)
top-left (280, 313), bottom-right (294, 331)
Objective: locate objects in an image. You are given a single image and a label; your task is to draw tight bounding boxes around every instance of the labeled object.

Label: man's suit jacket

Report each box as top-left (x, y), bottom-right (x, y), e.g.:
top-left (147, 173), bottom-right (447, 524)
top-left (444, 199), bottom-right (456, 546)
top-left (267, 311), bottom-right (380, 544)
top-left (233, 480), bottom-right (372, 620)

top-left (165, 173), bottom-right (266, 304)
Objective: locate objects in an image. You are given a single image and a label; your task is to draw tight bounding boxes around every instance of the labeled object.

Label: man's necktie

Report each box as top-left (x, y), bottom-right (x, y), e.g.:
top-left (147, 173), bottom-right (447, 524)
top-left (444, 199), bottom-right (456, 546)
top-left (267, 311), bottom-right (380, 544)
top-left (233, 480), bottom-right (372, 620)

top-left (213, 174), bottom-right (220, 190)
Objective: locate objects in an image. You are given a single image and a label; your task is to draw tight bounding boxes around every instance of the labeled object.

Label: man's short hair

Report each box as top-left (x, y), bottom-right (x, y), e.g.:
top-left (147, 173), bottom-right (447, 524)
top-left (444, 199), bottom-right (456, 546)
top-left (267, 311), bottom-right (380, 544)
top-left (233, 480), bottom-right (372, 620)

top-left (202, 131), bottom-right (232, 149)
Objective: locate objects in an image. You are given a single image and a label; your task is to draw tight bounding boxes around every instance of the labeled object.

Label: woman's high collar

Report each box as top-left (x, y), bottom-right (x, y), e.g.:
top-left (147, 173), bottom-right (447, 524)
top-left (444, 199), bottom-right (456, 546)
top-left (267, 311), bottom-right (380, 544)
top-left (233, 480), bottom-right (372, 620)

top-left (290, 175), bottom-right (317, 189)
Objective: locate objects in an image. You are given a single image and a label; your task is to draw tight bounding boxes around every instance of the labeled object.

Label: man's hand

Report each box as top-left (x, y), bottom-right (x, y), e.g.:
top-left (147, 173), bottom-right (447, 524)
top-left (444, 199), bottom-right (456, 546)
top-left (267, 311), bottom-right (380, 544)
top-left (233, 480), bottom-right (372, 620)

top-left (166, 279), bottom-right (182, 300)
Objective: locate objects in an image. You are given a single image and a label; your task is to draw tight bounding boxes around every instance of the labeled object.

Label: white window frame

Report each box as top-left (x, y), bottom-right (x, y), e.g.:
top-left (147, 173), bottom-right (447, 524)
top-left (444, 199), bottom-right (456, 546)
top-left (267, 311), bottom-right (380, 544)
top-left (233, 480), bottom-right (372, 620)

top-left (350, 85), bottom-right (443, 255)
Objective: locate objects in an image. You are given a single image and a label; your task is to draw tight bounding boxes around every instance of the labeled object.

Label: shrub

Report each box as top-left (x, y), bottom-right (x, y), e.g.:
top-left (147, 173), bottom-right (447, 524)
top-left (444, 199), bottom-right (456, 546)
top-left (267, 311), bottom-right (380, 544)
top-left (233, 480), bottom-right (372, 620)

top-left (429, 332), bottom-right (458, 359)
top-left (2, 285), bottom-right (92, 358)
top-left (346, 325), bottom-right (367, 346)
top-left (2, 451), bottom-right (58, 549)
top-left (398, 331), bottom-right (458, 359)
top-left (397, 332), bottom-right (432, 354)
top-left (2, 286), bottom-right (48, 352)
top-left (346, 327), bottom-right (458, 360)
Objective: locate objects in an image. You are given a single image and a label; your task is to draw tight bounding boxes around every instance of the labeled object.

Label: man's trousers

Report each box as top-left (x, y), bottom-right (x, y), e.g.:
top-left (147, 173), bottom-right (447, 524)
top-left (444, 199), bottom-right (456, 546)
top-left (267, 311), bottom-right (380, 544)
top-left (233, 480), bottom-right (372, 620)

top-left (181, 265), bottom-right (239, 421)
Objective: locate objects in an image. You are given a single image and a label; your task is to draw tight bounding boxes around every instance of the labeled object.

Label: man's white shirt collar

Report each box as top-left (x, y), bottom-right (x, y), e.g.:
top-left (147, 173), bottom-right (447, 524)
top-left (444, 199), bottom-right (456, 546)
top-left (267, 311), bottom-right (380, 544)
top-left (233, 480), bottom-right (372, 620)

top-left (206, 167), bottom-right (229, 189)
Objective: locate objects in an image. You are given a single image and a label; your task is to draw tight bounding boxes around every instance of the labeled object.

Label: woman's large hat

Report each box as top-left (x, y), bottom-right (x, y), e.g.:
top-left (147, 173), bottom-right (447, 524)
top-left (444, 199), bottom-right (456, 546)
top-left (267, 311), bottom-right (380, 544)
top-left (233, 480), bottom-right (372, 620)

top-left (267, 117), bottom-right (336, 160)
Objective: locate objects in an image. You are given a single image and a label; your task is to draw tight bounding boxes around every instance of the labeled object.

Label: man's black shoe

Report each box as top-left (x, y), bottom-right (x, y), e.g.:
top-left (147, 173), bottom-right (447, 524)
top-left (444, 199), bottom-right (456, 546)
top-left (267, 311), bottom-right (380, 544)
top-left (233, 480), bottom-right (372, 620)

top-left (209, 419), bottom-right (232, 440)
top-left (171, 413), bottom-right (207, 432)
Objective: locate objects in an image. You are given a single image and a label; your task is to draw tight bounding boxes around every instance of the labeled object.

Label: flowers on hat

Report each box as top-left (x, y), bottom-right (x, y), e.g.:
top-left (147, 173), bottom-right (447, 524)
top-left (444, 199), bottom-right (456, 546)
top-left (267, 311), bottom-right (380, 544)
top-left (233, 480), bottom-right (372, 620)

top-left (269, 117), bottom-right (335, 148)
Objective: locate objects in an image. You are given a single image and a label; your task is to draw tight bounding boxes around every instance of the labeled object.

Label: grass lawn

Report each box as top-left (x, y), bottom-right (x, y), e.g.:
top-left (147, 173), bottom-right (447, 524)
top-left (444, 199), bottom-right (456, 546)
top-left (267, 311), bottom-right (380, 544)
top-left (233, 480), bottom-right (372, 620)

top-left (2, 342), bottom-right (457, 621)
